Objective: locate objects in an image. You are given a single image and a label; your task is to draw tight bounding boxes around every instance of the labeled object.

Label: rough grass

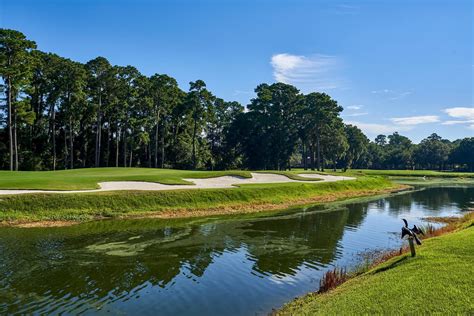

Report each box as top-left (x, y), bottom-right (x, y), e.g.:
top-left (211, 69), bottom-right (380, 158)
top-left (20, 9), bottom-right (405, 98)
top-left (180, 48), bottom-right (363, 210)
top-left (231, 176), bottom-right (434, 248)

top-left (278, 214), bottom-right (474, 315)
top-left (0, 176), bottom-right (399, 224)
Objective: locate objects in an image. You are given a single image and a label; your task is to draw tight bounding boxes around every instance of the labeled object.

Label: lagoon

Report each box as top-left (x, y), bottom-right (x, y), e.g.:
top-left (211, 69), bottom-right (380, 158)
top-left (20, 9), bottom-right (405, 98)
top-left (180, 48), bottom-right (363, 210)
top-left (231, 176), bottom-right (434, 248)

top-left (0, 186), bottom-right (472, 315)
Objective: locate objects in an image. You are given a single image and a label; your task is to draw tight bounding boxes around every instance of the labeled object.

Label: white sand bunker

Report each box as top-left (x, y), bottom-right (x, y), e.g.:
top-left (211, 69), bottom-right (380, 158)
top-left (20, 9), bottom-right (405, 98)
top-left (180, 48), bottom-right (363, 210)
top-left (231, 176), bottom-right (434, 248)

top-left (0, 173), bottom-right (354, 195)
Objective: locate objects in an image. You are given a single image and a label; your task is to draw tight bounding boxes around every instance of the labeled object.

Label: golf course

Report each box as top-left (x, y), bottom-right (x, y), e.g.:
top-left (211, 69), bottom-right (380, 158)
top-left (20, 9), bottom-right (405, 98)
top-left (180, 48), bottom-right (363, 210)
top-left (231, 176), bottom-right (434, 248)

top-left (0, 167), bottom-right (402, 225)
top-left (1, 3), bottom-right (473, 313)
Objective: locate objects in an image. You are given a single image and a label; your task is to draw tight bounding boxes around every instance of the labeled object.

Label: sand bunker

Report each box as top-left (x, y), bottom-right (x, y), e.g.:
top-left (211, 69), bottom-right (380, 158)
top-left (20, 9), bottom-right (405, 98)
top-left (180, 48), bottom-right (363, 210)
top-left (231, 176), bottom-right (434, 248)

top-left (0, 173), bottom-right (355, 195)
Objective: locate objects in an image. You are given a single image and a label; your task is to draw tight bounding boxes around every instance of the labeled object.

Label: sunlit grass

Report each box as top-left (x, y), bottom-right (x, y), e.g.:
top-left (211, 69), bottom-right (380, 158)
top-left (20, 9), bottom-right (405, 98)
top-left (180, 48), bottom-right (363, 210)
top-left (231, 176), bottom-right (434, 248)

top-left (279, 214), bottom-right (474, 315)
top-left (0, 167), bottom-right (330, 191)
top-left (0, 176), bottom-right (397, 223)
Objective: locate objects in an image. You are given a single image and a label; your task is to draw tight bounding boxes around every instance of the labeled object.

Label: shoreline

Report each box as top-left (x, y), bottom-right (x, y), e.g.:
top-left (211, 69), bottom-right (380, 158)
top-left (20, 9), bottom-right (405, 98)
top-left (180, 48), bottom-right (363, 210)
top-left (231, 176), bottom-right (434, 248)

top-left (1, 182), bottom-right (409, 228)
top-left (277, 211), bottom-right (474, 315)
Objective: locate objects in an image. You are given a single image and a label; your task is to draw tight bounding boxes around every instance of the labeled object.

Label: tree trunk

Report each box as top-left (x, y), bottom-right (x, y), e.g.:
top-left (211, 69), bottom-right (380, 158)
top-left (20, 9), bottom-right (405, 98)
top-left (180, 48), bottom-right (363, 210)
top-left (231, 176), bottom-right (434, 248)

top-left (13, 106), bottom-right (18, 171)
top-left (115, 124), bottom-right (120, 167)
top-left (105, 122), bottom-right (110, 167)
top-left (154, 121), bottom-right (159, 168)
top-left (50, 104), bottom-right (56, 170)
top-left (123, 128), bottom-right (127, 167)
top-left (192, 118), bottom-right (197, 169)
top-left (192, 121), bottom-right (197, 169)
top-left (82, 137), bottom-right (87, 168)
top-left (64, 127), bottom-right (68, 169)
top-left (6, 76), bottom-right (13, 171)
top-left (69, 116), bottom-right (74, 169)
top-left (95, 89), bottom-right (102, 167)
top-left (161, 127), bottom-right (165, 169)
top-left (302, 142), bottom-right (307, 170)
top-left (316, 134), bottom-right (321, 171)
top-left (310, 141), bottom-right (315, 170)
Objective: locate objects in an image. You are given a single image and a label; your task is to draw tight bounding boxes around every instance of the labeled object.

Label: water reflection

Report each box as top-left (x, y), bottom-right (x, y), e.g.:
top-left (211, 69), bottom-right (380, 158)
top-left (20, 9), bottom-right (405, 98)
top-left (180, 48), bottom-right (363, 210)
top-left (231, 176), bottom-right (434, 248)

top-left (0, 186), bottom-right (472, 315)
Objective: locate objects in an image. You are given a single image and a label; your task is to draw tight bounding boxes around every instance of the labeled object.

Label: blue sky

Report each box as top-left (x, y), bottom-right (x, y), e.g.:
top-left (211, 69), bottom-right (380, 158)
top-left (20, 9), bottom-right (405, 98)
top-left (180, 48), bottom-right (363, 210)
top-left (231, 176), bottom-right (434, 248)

top-left (1, 0), bottom-right (472, 142)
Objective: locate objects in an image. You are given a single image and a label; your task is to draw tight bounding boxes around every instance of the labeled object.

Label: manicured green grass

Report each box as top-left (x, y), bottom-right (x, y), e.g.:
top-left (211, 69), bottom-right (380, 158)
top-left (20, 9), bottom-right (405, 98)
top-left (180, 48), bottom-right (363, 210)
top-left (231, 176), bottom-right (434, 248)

top-left (0, 168), bottom-right (254, 190)
top-left (255, 170), bottom-right (324, 181)
top-left (0, 176), bottom-right (396, 223)
top-left (326, 169), bottom-right (474, 178)
top-left (279, 222), bottom-right (474, 315)
top-left (390, 176), bottom-right (474, 186)
top-left (0, 168), bottom-right (328, 191)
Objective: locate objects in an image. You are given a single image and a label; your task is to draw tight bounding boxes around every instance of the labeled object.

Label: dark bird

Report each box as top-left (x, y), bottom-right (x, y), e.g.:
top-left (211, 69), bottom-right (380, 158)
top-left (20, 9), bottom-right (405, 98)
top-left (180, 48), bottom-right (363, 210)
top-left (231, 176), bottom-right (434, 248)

top-left (412, 225), bottom-right (424, 236)
top-left (401, 218), bottom-right (423, 245)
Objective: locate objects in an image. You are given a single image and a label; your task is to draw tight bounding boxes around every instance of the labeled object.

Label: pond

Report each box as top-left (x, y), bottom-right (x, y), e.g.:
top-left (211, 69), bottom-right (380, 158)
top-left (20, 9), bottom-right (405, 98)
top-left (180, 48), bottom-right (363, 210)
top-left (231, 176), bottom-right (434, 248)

top-left (0, 186), bottom-right (473, 315)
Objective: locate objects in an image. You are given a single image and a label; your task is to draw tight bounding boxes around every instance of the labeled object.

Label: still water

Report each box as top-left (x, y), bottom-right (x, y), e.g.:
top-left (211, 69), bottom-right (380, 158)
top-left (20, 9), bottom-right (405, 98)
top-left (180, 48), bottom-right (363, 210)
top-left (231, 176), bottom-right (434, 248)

top-left (1, 186), bottom-right (473, 315)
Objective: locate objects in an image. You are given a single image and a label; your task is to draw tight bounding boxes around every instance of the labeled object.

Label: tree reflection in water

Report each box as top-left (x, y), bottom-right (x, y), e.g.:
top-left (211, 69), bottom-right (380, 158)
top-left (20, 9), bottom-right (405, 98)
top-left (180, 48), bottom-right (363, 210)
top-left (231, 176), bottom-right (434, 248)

top-left (0, 186), bottom-right (472, 315)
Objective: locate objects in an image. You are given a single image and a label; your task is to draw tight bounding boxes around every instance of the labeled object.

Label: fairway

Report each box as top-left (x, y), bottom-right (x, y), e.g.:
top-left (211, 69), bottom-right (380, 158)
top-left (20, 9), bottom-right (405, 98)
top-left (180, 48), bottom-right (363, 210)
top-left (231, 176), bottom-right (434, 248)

top-left (0, 168), bottom-right (252, 190)
top-left (0, 168), bottom-right (335, 191)
top-left (324, 169), bottom-right (474, 178)
top-left (0, 175), bottom-right (400, 224)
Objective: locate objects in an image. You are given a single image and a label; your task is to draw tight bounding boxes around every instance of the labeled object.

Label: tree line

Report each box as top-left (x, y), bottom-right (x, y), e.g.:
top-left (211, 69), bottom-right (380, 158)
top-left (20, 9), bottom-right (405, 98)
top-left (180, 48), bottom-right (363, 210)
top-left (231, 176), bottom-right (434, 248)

top-left (1, 29), bottom-right (473, 172)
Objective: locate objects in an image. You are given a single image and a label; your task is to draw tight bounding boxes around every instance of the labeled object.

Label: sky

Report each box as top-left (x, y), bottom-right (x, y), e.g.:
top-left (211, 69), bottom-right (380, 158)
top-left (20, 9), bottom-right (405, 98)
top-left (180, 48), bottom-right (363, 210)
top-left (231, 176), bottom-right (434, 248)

top-left (1, 0), bottom-right (473, 143)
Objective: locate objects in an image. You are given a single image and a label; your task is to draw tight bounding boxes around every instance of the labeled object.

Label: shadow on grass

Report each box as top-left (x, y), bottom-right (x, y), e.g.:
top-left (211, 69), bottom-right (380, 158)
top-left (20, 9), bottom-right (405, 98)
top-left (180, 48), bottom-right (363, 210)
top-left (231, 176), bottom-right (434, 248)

top-left (371, 255), bottom-right (409, 274)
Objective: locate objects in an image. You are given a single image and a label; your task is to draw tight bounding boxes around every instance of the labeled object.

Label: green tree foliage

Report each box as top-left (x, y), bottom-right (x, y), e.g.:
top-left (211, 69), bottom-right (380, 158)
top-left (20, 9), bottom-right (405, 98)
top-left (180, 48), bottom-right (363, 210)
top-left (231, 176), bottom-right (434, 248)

top-left (0, 29), bottom-right (37, 170)
top-left (342, 125), bottom-right (369, 170)
top-left (300, 92), bottom-right (344, 171)
top-left (385, 132), bottom-right (414, 169)
top-left (450, 137), bottom-right (474, 171)
top-left (413, 133), bottom-right (451, 170)
top-left (0, 29), bottom-right (471, 172)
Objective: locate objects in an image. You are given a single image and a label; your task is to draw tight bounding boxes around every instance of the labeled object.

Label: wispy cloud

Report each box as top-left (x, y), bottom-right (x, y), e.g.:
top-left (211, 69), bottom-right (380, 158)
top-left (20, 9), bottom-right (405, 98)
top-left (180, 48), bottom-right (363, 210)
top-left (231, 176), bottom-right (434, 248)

top-left (442, 120), bottom-right (474, 125)
top-left (389, 91), bottom-right (413, 100)
top-left (371, 89), bottom-right (393, 94)
top-left (333, 4), bottom-right (360, 15)
top-left (346, 121), bottom-right (410, 136)
top-left (344, 112), bottom-right (369, 117)
top-left (347, 105), bottom-right (363, 110)
top-left (371, 89), bottom-right (413, 101)
top-left (271, 53), bottom-right (343, 91)
top-left (443, 107), bottom-right (474, 119)
top-left (390, 115), bottom-right (440, 125)
top-left (442, 107), bottom-right (474, 129)
top-left (233, 90), bottom-right (253, 96)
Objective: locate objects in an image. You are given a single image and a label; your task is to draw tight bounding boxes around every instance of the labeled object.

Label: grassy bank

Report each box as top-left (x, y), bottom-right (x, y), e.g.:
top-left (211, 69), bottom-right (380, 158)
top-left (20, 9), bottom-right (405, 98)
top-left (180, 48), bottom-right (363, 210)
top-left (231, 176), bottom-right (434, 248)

top-left (279, 214), bottom-right (474, 315)
top-left (0, 176), bottom-right (402, 225)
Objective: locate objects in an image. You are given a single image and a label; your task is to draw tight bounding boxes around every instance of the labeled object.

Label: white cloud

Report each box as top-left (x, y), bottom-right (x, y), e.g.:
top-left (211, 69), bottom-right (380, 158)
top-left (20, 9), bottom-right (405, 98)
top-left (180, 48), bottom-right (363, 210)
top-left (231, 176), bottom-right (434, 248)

top-left (441, 107), bottom-right (474, 128)
top-left (443, 107), bottom-right (474, 120)
top-left (389, 91), bottom-right (413, 100)
top-left (344, 112), bottom-right (369, 117)
top-left (371, 89), bottom-right (413, 101)
top-left (333, 4), bottom-right (360, 15)
top-left (371, 89), bottom-right (393, 94)
top-left (441, 120), bottom-right (473, 125)
top-left (233, 90), bottom-right (253, 96)
top-left (346, 121), bottom-right (410, 135)
top-left (271, 53), bottom-right (342, 91)
top-left (390, 115), bottom-right (440, 126)
top-left (347, 105), bottom-right (363, 110)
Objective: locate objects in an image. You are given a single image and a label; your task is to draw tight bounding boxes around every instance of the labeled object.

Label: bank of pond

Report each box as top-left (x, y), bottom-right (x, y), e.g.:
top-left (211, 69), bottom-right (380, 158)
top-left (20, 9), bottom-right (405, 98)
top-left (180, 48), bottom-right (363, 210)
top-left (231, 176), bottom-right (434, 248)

top-left (0, 185), bottom-right (473, 314)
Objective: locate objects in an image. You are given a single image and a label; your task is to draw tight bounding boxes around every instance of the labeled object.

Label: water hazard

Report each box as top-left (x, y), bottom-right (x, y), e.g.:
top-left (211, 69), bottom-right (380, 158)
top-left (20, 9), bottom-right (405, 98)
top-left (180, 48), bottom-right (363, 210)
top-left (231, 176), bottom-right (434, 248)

top-left (0, 186), bottom-right (472, 315)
